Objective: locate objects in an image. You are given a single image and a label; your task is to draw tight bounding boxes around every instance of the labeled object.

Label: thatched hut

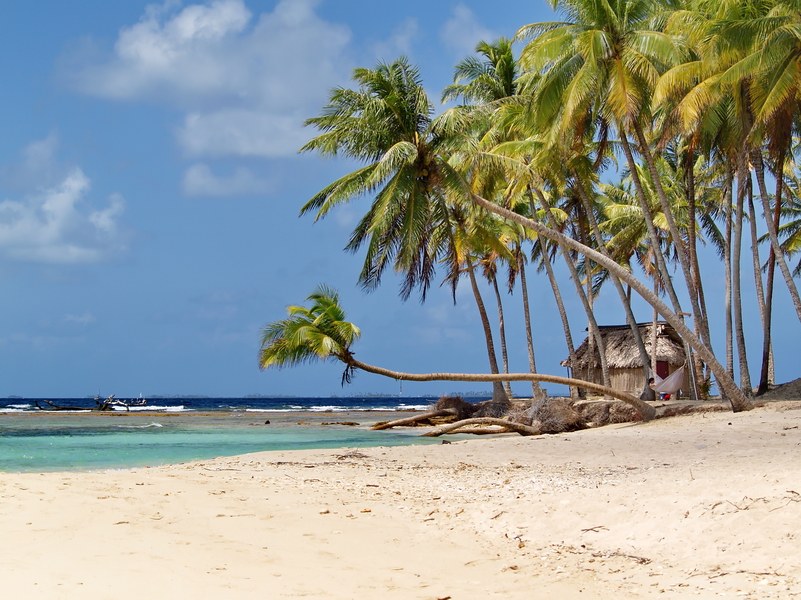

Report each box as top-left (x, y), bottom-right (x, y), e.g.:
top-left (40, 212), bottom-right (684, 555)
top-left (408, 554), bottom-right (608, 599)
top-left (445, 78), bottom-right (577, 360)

top-left (560, 322), bottom-right (689, 396)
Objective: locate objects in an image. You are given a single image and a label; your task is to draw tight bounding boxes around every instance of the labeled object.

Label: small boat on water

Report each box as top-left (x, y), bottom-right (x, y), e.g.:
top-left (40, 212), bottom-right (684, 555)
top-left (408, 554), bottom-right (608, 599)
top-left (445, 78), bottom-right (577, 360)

top-left (34, 395), bottom-right (148, 412)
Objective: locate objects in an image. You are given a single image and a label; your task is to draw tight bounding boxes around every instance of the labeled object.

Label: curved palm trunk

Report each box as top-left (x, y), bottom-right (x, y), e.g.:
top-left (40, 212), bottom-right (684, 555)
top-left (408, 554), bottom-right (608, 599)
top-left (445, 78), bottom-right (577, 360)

top-left (466, 258), bottom-right (509, 404)
top-left (751, 151), bottom-right (801, 323)
top-left (517, 250), bottom-right (546, 400)
top-left (468, 193), bottom-right (752, 413)
top-left (348, 360), bottom-right (656, 420)
top-left (490, 276), bottom-right (514, 398)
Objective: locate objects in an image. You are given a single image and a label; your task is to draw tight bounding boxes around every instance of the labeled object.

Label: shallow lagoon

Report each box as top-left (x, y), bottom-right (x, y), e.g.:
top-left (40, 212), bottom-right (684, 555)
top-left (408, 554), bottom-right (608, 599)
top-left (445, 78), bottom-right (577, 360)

top-left (0, 410), bottom-right (447, 472)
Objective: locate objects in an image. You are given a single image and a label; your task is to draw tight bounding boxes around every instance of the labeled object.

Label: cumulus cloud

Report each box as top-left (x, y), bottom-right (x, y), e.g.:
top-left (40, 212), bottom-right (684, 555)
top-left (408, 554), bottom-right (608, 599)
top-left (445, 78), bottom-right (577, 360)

top-left (65, 312), bottom-right (97, 325)
top-left (0, 137), bottom-right (129, 264)
top-left (178, 110), bottom-right (310, 158)
top-left (182, 163), bottom-right (273, 196)
top-left (371, 17), bottom-right (419, 60)
top-left (439, 4), bottom-right (495, 58)
top-left (1, 132), bottom-right (62, 191)
top-left (67, 0), bottom-right (353, 158)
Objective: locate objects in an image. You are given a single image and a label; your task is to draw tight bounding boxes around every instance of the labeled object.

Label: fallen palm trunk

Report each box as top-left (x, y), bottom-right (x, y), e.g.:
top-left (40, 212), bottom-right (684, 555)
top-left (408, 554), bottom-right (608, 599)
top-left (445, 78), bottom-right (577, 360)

top-left (421, 417), bottom-right (542, 437)
top-left (350, 359), bottom-right (656, 421)
top-left (371, 408), bottom-right (457, 430)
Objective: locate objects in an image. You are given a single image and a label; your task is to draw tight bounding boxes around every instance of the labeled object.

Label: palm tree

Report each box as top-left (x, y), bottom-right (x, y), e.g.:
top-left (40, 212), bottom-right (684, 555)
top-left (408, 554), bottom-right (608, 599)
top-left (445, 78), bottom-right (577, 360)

top-left (301, 55), bottom-right (752, 412)
top-left (300, 58), bottom-right (456, 302)
top-left (259, 285), bottom-right (362, 385)
top-left (300, 58), bottom-right (509, 404)
top-left (442, 37), bottom-right (518, 105)
top-left (260, 286), bottom-right (657, 419)
top-left (443, 37), bottom-right (547, 400)
top-left (516, 0), bottom-right (695, 326)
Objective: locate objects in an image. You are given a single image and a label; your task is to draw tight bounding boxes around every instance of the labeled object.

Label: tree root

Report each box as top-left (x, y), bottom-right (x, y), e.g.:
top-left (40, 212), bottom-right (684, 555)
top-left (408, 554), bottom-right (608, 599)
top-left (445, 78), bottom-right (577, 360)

top-left (441, 427), bottom-right (514, 435)
top-left (421, 417), bottom-right (542, 437)
top-left (371, 409), bottom-right (457, 430)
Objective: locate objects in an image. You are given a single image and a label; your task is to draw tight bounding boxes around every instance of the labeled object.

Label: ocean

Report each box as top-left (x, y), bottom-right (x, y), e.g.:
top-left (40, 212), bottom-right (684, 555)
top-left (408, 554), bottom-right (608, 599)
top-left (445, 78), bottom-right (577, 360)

top-left (0, 396), bottom-right (488, 473)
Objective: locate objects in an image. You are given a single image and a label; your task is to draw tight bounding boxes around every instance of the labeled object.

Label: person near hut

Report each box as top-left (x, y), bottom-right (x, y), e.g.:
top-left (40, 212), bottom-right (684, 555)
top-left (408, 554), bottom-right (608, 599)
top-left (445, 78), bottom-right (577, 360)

top-left (640, 377), bottom-right (656, 402)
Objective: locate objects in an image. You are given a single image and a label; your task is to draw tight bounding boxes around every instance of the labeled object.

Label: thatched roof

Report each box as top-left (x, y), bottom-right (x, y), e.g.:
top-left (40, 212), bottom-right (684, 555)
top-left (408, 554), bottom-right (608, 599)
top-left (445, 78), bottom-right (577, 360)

top-left (560, 322), bottom-right (686, 370)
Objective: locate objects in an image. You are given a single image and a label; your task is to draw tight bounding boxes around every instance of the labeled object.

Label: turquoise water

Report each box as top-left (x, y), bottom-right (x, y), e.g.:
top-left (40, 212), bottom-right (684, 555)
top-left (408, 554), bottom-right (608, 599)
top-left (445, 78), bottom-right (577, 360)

top-left (0, 412), bottom-right (441, 472)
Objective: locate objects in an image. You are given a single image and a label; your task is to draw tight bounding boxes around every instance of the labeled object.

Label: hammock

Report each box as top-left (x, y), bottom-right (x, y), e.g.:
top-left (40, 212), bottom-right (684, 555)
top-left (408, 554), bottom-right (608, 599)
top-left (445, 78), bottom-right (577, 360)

top-left (653, 366), bottom-right (685, 395)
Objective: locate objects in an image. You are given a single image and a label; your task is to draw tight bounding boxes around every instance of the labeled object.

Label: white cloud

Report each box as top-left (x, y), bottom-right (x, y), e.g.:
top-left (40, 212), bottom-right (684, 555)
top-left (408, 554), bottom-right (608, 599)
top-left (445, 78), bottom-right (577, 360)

top-left (371, 17), bottom-right (419, 60)
top-left (182, 163), bottom-right (273, 196)
top-left (1, 132), bottom-right (63, 190)
top-left (439, 4), bottom-right (495, 58)
top-left (68, 0), bottom-right (353, 158)
top-left (178, 110), bottom-right (310, 158)
top-left (0, 140), bottom-right (128, 264)
top-left (65, 312), bottom-right (97, 325)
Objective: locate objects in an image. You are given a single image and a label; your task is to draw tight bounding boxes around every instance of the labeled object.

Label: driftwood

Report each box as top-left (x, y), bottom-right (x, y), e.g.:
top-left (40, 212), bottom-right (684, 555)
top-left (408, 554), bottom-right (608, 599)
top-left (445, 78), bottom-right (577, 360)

top-left (372, 408), bottom-right (457, 430)
top-left (421, 417), bottom-right (542, 437)
top-left (440, 427), bottom-right (518, 435)
top-left (34, 399), bottom-right (93, 411)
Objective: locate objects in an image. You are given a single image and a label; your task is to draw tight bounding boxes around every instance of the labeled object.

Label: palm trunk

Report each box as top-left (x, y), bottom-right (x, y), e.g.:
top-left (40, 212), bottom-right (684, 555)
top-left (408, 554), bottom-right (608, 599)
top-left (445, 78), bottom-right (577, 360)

top-left (733, 155), bottom-right (753, 395)
top-left (490, 276), bottom-right (514, 398)
top-left (469, 192), bottom-right (752, 412)
top-left (758, 146), bottom-right (786, 394)
top-left (686, 147), bottom-right (707, 397)
top-left (723, 163), bottom-right (734, 376)
top-left (465, 258), bottom-right (509, 404)
top-left (528, 191), bottom-right (579, 400)
top-left (747, 180), bottom-right (769, 396)
top-left (618, 127), bottom-right (684, 315)
top-left (632, 123), bottom-right (711, 347)
top-left (750, 151), bottom-right (801, 323)
top-left (651, 277), bottom-right (659, 376)
top-left (537, 233), bottom-right (580, 399)
top-left (517, 249), bottom-right (546, 400)
top-left (536, 189), bottom-right (611, 389)
top-left (574, 176), bottom-right (651, 377)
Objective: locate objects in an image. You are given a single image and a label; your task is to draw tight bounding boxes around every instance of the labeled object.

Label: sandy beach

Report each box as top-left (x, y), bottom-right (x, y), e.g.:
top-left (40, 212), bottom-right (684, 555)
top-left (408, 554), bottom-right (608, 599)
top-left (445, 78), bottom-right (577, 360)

top-left (2, 400), bottom-right (800, 599)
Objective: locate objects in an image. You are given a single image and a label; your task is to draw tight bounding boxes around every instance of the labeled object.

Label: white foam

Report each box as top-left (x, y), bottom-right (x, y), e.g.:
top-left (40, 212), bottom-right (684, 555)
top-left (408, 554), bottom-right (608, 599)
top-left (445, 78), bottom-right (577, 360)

top-left (111, 405), bottom-right (187, 412)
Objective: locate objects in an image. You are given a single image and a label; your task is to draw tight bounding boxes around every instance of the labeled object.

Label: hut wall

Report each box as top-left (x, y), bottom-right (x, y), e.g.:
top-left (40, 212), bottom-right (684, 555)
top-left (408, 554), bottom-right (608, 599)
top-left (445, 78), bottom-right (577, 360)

top-left (609, 369), bottom-right (647, 395)
top-left (570, 364), bottom-right (689, 397)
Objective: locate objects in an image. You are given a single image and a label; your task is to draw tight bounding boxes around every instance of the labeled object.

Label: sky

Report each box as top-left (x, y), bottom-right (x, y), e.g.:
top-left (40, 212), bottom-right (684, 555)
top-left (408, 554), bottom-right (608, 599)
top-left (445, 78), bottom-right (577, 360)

top-left (0, 0), bottom-right (794, 399)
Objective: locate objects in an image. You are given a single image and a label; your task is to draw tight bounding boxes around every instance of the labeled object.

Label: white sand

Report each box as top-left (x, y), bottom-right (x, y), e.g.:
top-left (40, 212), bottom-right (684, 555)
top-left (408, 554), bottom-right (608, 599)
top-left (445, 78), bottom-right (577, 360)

top-left (2, 401), bottom-right (800, 599)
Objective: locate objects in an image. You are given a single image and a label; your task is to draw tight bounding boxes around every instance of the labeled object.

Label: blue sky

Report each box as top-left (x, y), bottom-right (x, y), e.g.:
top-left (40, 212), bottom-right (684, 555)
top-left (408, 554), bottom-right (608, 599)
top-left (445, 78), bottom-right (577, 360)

top-left (0, 0), bottom-right (792, 398)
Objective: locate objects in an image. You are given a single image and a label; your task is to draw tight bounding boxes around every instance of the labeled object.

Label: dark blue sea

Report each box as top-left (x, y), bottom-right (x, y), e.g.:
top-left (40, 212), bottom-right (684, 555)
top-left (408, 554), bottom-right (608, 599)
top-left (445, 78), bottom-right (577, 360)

top-left (0, 395), bottom-right (446, 414)
top-left (0, 396), bottom-right (488, 473)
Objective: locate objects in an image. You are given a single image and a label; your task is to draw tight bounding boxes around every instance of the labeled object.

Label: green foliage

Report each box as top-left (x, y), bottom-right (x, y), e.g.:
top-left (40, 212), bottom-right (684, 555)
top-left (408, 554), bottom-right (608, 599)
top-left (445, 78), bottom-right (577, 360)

top-left (259, 285), bottom-right (361, 383)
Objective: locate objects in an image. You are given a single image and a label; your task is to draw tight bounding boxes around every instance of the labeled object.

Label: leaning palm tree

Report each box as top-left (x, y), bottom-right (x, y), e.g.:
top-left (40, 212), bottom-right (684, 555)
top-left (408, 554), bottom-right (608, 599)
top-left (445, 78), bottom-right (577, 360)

top-left (259, 285), bottom-right (363, 384)
top-left (259, 285), bottom-right (657, 420)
